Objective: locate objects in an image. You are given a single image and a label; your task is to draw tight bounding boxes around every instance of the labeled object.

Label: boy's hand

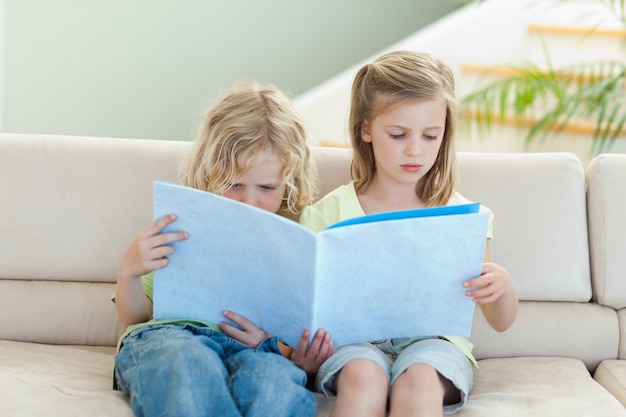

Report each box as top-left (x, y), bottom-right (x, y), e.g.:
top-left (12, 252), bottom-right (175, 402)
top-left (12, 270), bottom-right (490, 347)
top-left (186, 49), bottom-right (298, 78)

top-left (119, 214), bottom-right (188, 281)
top-left (219, 310), bottom-right (269, 348)
top-left (116, 214), bottom-right (188, 327)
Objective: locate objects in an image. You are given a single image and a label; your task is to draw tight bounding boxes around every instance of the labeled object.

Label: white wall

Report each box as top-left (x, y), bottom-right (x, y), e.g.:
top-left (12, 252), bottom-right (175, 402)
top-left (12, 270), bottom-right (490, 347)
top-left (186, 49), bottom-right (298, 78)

top-left (0, 0), bottom-right (4, 132)
top-left (294, 0), bottom-right (553, 146)
top-left (294, 0), bottom-right (626, 165)
top-left (1, 0), bottom-right (463, 140)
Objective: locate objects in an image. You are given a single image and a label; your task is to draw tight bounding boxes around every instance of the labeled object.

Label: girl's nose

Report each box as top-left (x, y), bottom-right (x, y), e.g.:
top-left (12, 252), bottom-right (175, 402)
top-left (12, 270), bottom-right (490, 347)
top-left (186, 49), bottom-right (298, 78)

top-left (405, 139), bottom-right (422, 156)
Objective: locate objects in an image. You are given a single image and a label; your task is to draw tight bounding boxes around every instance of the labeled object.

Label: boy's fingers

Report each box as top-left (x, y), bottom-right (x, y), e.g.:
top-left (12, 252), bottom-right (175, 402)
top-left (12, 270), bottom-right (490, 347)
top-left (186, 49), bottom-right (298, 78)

top-left (223, 310), bottom-right (254, 330)
top-left (143, 214), bottom-right (178, 238)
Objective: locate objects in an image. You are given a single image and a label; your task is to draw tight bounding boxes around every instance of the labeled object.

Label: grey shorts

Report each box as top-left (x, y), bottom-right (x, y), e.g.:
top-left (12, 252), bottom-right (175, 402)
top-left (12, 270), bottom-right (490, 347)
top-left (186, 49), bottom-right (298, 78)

top-left (315, 337), bottom-right (473, 414)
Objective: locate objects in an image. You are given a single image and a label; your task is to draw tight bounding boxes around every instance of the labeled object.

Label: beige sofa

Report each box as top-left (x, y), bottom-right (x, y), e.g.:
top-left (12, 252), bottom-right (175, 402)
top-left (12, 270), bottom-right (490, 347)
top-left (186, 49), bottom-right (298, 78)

top-left (1, 133), bottom-right (626, 417)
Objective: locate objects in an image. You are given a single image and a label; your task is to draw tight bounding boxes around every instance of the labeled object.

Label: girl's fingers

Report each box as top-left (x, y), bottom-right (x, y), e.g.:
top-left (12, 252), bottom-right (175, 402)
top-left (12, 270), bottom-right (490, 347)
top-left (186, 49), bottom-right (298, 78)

top-left (319, 332), bottom-right (333, 356)
top-left (306, 329), bottom-right (332, 362)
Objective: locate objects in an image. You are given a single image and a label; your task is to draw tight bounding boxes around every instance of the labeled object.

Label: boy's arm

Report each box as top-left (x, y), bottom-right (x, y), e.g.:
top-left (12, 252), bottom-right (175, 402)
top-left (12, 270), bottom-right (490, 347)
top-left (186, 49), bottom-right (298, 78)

top-left (115, 272), bottom-right (153, 327)
top-left (221, 310), bottom-right (333, 374)
top-left (116, 214), bottom-right (188, 327)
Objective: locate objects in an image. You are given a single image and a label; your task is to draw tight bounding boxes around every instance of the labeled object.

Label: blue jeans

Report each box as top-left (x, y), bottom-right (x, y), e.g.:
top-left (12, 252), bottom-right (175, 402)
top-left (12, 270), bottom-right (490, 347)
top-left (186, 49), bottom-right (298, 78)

top-left (114, 323), bottom-right (316, 417)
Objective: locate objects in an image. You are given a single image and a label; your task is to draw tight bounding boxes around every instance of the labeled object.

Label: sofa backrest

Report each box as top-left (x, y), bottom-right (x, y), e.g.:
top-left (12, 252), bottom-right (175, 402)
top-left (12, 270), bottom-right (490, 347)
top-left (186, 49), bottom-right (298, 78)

top-left (587, 154), bottom-right (626, 310)
top-left (457, 152), bottom-right (591, 302)
top-left (0, 134), bottom-right (190, 345)
top-left (315, 150), bottom-right (594, 303)
top-left (0, 135), bottom-right (355, 346)
top-left (0, 134), bottom-right (613, 365)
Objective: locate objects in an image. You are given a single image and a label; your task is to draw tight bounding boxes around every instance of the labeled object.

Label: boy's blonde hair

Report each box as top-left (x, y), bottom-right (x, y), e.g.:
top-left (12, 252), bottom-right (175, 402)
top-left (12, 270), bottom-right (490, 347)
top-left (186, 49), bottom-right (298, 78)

top-left (181, 81), bottom-right (317, 215)
top-left (349, 50), bottom-right (459, 207)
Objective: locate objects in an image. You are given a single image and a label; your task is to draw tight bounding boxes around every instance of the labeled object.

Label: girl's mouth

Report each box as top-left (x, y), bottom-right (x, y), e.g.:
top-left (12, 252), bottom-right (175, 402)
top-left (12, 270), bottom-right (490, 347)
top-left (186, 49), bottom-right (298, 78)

top-left (401, 164), bottom-right (422, 173)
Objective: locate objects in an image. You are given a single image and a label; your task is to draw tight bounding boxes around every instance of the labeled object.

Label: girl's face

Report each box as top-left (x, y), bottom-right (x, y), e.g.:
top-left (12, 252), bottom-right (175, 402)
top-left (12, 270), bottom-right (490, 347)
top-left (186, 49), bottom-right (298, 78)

top-left (361, 98), bottom-right (446, 188)
top-left (223, 147), bottom-right (287, 213)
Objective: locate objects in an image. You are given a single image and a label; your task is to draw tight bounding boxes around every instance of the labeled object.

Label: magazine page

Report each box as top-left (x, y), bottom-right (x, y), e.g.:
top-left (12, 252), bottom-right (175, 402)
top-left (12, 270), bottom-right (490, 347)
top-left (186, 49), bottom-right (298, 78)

top-left (152, 181), bottom-right (317, 347)
top-left (313, 213), bottom-right (489, 345)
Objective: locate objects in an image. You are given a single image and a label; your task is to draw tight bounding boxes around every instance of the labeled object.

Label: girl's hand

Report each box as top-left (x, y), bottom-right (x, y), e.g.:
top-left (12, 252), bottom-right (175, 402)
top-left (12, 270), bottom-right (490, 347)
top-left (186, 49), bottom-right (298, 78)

top-left (119, 214), bottom-right (188, 281)
top-left (219, 310), bottom-right (269, 348)
top-left (463, 261), bottom-right (518, 332)
top-left (463, 262), bottom-right (513, 305)
top-left (290, 328), bottom-right (333, 374)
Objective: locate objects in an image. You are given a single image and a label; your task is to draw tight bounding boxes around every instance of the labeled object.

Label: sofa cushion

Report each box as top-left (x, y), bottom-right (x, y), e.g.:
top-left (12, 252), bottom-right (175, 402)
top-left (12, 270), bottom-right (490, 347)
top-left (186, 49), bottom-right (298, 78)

top-left (0, 280), bottom-right (124, 345)
top-left (459, 357), bottom-right (626, 416)
top-left (0, 339), bottom-right (329, 417)
top-left (587, 153), bottom-right (626, 309)
top-left (594, 360), bottom-right (626, 408)
top-left (0, 340), bottom-right (133, 416)
top-left (469, 301), bottom-right (618, 371)
top-left (309, 146), bottom-right (353, 201)
top-left (0, 134), bottom-right (190, 284)
top-left (457, 152), bottom-right (591, 302)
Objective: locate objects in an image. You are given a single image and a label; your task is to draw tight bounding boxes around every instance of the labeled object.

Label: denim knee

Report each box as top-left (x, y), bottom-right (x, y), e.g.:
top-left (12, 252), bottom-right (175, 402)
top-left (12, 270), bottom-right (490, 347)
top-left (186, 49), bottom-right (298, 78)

top-left (226, 350), bottom-right (316, 417)
top-left (115, 324), bottom-right (241, 417)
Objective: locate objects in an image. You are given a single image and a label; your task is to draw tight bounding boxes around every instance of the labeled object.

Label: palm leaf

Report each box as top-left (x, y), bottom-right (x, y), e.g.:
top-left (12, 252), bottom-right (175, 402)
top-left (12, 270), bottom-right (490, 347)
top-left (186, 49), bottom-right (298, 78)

top-left (461, 59), bottom-right (626, 155)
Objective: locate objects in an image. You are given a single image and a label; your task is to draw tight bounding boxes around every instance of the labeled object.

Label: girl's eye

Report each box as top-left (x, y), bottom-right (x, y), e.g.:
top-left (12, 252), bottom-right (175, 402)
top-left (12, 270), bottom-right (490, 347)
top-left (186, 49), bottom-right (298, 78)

top-left (390, 132), bottom-right (405, 140)
top-left (259, 185), bottom-right (276, 191)
top-left (424, 134), bottom-right (438, 140)
top-left (229, 183), bottom-right (242, 189)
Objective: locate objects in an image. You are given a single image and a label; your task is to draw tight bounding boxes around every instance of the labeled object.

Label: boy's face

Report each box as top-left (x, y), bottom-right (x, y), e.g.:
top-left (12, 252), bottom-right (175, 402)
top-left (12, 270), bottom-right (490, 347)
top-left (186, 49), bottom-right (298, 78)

top-left (223, 147), bottom-right (286, 213)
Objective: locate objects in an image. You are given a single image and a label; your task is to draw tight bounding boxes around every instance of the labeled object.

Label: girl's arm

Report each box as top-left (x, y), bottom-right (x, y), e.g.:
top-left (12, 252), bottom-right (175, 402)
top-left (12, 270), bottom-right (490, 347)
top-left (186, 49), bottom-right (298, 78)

top-left (463, 241), bottom-right (518, 332)
top-left (115, 214), bottom-right (188, 327)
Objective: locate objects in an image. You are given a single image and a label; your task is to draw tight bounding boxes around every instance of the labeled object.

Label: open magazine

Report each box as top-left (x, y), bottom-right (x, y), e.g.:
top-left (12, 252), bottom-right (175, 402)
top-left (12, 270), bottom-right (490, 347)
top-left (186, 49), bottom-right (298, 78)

top-left (152, 181), bottom-right (488, 347)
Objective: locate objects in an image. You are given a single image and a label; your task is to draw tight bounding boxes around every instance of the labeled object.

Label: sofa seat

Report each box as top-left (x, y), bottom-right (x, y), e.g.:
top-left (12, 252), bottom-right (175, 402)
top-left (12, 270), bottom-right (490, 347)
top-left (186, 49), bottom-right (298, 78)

top-left (595, 360), bottom-right (626, 408)
top-left (3, 339), bottom-right (625, 417)
top-left (461, 357), bottom-right (626, 416)
top-left (0, 340), bottom-right (133, 416)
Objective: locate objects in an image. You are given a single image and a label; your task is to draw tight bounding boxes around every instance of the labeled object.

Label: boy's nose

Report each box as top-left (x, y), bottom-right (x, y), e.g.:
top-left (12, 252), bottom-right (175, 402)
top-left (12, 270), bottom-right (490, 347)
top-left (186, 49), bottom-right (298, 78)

top-left (241, 191), bottom-right (259, 207)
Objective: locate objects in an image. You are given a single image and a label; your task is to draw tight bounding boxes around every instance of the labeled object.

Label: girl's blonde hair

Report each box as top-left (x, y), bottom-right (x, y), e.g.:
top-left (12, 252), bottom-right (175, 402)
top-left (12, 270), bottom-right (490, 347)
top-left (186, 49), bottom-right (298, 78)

top-left (181, 81), bottom-right (317, 215)
top-left (349, 50), bottom-right (459, 207)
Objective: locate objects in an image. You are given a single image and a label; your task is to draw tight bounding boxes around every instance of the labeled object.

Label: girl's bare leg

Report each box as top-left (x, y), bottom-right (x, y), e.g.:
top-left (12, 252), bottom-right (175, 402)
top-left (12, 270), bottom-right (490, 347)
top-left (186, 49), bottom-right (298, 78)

top-left (328, 359), bottom-right (389, 417)
top-left (388, 363), bottom-right (460, 417)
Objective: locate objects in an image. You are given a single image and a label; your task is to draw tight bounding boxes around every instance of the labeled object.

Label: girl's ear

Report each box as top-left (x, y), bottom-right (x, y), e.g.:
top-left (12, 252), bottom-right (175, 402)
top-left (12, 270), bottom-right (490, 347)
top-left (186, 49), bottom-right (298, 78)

top-left (361, 121), bottom-right (372, 143)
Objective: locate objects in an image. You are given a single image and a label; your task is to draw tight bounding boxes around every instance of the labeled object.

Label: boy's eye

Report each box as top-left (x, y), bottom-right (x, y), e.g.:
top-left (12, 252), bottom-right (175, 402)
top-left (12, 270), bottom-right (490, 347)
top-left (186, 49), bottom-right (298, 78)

top-left (259, 185), bottom-right (276, 191)
top-left (229, 183), bottom-right (242, 189)
top-left (424, 134), bottom-right (438, 140)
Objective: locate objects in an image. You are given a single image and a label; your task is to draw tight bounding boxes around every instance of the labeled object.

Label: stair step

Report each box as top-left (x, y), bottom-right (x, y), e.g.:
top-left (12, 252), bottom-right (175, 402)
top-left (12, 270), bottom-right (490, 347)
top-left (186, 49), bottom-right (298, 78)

top-left (460, 63), bottom-right (621, 84)
top-left (463, 110), bottom-right (622, 137)
top-left (527, 23), bottom-right (626, 38)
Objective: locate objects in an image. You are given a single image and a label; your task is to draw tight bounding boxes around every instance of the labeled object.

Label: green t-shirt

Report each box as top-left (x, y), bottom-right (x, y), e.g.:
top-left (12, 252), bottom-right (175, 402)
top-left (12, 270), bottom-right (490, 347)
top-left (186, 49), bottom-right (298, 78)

top-left (113, 272), bottom-right (220, 351)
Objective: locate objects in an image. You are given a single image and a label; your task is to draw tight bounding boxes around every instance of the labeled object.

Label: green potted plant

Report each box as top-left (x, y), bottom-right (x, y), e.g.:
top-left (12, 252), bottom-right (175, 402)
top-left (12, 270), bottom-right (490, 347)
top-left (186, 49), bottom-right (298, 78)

top-left (460, 0), bottom-right (626, 155)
